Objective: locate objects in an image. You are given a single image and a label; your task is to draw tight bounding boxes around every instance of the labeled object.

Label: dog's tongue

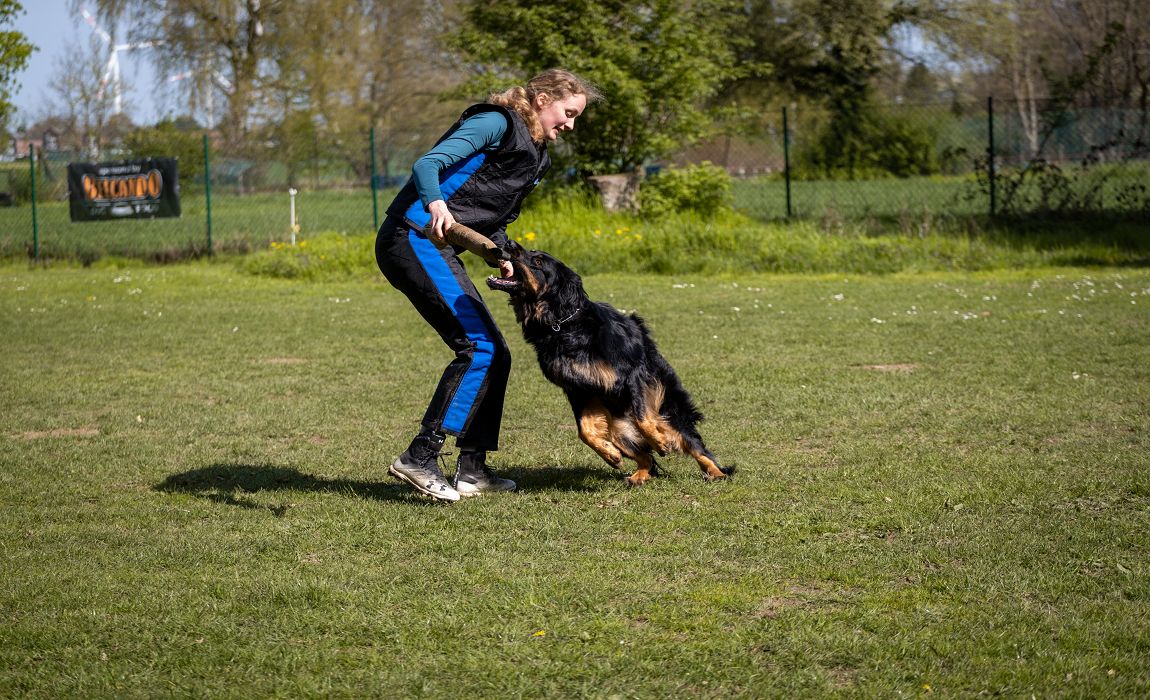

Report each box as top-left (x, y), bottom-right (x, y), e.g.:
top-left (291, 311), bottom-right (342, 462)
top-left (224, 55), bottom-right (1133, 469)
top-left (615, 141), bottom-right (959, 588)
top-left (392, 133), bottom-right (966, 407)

top-left (486, 275), bottom-right (519, 292)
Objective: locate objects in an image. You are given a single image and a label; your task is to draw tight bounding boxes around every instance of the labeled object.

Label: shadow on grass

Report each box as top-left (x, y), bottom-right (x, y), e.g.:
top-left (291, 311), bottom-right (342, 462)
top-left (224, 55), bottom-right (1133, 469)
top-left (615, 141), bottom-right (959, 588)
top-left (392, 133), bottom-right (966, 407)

top-left (499, 464), bottom-right (619, 493)
top-left (154, 463), bottom-right (416, 511)
top-left (154, 462), bottom-right (618, 512)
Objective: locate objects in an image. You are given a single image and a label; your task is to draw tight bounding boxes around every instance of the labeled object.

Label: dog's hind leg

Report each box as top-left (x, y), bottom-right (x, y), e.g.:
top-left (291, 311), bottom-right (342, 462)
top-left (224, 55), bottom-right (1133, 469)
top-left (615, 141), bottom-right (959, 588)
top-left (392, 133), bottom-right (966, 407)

top-left (607, 415), bottom-right (661, 487)
top-left (635, 382), bottom-right (675, 456)
top-left (576, 400), bottom-right (626, 470)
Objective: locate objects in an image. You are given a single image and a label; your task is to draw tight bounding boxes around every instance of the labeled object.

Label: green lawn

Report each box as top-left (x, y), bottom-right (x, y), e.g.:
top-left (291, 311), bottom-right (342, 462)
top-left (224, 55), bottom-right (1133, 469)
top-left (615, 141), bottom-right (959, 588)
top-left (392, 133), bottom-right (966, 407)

top-left (2, 261), bottom-right (1148, 697)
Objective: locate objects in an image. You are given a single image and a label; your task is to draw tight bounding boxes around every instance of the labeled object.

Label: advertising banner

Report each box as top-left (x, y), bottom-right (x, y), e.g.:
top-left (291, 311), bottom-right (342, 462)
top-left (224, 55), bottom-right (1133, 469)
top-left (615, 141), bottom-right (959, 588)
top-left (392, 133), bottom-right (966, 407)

top-left (68, 158), bottom-right (180, 221)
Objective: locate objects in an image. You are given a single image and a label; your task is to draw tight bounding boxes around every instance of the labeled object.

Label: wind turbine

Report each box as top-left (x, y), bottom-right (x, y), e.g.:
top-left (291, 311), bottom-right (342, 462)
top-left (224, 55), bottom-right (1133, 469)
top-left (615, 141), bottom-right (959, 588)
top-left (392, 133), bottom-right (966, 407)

top-left (81, 7), bottom-right (161, 115)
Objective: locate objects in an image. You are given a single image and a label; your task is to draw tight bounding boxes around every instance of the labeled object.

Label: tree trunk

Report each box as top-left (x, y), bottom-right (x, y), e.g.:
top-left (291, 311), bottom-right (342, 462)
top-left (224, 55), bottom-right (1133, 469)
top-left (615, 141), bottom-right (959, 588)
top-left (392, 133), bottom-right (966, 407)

top-left (587, 169), bottom-right (644, 213)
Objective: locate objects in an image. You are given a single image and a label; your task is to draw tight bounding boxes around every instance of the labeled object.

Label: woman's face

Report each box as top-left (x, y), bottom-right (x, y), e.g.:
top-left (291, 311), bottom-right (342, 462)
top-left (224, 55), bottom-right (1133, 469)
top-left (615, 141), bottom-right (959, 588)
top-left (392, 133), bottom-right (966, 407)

top-left (534, 92), bottom-right (588, 141)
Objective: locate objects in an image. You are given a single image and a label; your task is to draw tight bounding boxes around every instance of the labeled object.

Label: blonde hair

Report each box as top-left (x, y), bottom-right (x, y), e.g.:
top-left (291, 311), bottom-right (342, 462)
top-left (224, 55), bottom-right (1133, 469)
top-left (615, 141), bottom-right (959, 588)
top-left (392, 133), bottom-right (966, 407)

top-left (488, 69), bottom-right (603, 143)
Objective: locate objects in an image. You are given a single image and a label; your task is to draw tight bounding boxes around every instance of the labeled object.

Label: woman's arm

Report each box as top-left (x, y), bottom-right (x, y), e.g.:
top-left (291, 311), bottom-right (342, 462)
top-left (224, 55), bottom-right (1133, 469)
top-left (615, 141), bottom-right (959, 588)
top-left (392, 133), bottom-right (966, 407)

top-left (413, 111), bottom-right (508, 242)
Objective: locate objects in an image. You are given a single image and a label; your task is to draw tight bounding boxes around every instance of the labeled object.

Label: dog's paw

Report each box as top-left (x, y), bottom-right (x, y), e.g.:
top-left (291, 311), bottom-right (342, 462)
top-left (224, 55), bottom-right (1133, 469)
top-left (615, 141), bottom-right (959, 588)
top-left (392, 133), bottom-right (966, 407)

top-left (624, 473), bottom-right (651, 487)
top-left (702, 464), bottom-right (736, 482)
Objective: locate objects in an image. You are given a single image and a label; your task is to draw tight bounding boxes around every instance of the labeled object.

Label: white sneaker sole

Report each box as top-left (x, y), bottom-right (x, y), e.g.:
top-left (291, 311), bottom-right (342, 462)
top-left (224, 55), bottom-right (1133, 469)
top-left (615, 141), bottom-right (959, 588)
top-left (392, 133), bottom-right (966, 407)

top-left (389, 461), bottom-right (460, 502)
top-left (455, 481), bottom-right (517, 498)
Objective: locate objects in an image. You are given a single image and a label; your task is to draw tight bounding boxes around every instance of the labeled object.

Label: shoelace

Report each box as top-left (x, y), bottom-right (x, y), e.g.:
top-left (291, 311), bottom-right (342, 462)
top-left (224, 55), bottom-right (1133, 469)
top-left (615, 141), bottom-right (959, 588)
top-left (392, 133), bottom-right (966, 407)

top-left (434, 450), bottom-right (454, 475)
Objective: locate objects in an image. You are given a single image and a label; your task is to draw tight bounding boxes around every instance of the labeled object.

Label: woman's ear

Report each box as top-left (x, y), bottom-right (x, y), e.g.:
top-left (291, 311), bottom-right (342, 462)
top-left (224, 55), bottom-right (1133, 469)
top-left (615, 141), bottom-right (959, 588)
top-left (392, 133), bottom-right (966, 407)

top-left (534, 92), bottom-right (552, 110)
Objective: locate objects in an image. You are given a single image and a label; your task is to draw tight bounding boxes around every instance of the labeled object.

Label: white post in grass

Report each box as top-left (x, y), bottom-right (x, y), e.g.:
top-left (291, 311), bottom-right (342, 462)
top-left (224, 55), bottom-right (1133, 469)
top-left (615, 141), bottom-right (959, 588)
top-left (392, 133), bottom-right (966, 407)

top-left (289, 188), bottom-right (299, 245)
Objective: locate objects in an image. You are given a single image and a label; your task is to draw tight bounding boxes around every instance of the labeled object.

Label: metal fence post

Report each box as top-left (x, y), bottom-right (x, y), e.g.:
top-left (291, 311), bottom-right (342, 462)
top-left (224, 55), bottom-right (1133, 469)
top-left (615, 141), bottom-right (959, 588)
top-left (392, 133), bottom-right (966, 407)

top-left (29, 146), bottom-right (39, 261)
top-left (202, 134), bottom-right (213, 255)
top-left (987, 96), bottom-right (996, 217)
top-left (370, 126), bottom-right (379, 231)
top-left (783, 106), bottom-right (793, 218)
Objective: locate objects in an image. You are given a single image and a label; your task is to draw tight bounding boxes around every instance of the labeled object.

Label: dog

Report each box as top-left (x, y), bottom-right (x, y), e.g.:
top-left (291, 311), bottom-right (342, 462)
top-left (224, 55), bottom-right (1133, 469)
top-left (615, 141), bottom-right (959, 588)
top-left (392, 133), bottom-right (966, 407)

top-left (486, 241), bottom-right (734, 486)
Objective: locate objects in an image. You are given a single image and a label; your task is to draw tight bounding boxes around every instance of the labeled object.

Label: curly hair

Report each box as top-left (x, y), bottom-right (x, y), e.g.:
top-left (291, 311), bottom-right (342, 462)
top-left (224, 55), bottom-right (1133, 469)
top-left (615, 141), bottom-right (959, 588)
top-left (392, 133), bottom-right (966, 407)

top-left (488, 69), bottom-right (603, 143)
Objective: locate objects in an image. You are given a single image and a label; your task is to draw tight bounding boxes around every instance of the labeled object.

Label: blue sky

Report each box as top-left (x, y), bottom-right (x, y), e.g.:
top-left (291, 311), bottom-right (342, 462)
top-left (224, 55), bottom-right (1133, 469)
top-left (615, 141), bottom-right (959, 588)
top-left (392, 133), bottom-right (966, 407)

top-left (10, 0), bottom-right (160, 126)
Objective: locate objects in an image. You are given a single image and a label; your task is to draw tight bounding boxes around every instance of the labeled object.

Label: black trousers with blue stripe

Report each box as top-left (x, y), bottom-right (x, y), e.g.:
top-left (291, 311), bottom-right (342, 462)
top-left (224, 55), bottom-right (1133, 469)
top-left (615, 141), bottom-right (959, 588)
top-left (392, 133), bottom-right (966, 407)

top-left (375, 216), bottom-right (511, 452)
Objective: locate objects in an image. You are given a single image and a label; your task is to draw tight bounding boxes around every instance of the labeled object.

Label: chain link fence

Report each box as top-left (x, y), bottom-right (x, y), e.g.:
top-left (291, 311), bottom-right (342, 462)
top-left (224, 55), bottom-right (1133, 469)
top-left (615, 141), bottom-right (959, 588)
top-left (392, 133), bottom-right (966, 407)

top-left (690, 98), bottom-right (1149, 226)
top-left (2, 98), bottom-right (1147, 261)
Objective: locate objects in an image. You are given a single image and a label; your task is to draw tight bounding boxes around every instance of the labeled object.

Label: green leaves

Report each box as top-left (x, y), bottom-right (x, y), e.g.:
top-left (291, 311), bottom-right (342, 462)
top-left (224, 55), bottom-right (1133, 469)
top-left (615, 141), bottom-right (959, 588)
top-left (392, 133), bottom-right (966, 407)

top-left (0, 0), bottom-right (36, 136)
top-left (454, 0), bottom-right (741, 175)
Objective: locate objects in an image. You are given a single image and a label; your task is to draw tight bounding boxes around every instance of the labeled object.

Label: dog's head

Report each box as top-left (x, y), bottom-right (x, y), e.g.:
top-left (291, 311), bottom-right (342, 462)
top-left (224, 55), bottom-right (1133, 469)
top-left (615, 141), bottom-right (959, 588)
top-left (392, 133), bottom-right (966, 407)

top-left (486, 240), bottom-right (586, 328)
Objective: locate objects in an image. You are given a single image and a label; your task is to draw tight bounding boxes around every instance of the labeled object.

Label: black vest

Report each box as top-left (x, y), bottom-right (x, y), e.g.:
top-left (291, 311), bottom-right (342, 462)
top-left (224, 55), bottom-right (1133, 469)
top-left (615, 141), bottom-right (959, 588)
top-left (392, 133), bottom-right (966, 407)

top-left (386, 104), bottom-right (550, 234)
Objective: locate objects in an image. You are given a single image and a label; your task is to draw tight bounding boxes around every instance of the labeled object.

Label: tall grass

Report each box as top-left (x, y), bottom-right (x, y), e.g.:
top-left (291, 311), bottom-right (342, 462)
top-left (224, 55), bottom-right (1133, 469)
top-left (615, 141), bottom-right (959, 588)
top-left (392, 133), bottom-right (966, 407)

top-left (235, 195), bottom-right (1149, 282)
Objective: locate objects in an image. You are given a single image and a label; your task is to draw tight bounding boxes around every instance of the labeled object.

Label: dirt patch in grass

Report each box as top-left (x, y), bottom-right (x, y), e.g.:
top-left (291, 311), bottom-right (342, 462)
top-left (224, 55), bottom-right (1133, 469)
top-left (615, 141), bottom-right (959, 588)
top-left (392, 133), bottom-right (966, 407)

top-left (259, 357), bottom-right (308, 365)
top-left (753, 583), bottom-right (853, 619)
top-left (852, 363), bottom-right (918, 373)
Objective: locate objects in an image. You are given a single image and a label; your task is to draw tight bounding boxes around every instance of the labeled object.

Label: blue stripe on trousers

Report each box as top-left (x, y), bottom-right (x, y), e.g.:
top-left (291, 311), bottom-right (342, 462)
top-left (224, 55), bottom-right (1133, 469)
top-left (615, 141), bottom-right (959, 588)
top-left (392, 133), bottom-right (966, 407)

top-left (403, 151), bottom-right (487, 230)
top-left (407, 229), bottom-right (494, 434)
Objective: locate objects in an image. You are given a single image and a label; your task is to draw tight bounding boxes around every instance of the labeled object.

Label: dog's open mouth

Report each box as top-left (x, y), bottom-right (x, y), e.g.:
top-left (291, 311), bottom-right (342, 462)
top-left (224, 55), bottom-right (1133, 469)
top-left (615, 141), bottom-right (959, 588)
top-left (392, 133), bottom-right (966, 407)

top-left (485, 275), bottom-right (520, 292)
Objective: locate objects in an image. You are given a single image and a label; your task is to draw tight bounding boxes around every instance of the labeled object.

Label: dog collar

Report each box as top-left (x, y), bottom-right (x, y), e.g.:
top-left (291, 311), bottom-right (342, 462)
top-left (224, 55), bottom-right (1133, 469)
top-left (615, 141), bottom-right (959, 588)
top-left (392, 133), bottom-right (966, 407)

top-left (551, 307), bottom-right (582, 332)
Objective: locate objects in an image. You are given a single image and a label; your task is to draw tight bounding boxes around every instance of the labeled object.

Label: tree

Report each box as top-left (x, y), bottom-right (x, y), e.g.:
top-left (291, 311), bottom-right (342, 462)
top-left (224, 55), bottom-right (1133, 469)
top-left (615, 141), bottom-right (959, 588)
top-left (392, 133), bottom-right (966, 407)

top-left (915, 0), bottom-right (1148, 157)
top-left (45, 36), bottom-right (120, 158)
top-left (78, 0), bottom-right (467, 182)
top-left (903, 62), bottom-right (940, 103)
top-left (260, 0), bottom-right (466, 182)
top-left (0, 0), bottom-right (35, 146)
top-left (453, 0), bottom-right (741, 176)
top-left (79, 0), bottom-right (277, 149)
top-left (719, 0), bottom-right (910, 105)
top-left (711, 0), bottom-right (949, 175)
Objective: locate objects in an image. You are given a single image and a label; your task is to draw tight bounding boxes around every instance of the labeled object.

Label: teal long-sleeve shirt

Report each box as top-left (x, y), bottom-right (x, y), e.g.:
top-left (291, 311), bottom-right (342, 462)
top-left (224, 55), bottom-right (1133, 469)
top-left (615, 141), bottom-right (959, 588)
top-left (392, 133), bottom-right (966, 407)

top-left (411, 111), bottom-right (509, 208)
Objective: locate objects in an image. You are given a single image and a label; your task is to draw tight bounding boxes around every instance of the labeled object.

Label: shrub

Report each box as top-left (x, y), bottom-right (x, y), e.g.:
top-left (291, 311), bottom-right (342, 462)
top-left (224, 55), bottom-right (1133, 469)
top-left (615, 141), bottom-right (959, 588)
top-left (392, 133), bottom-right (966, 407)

top-left (124, 120), bottom-right (205, 184)
top-left (639, 162), bottom-right (733, 219)
top-left (1, 168), bottom-right (32, 205)
top-left (798, 107), bottom-right (941, 179)
top-left (240, 232), bottom-right (375, 280)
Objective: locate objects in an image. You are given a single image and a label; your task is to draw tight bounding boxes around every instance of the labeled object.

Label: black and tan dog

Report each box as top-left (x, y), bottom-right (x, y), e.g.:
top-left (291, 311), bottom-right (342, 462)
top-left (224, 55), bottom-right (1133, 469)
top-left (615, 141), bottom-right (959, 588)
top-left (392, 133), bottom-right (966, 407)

top-left (487, 241), bottom-right (734, 486)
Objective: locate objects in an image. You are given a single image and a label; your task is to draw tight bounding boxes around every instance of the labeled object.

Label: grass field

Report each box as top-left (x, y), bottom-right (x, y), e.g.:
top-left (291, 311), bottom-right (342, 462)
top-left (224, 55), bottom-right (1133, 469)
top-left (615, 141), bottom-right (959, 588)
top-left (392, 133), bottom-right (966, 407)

top-left (2, 259), bottom-right (1148, 697)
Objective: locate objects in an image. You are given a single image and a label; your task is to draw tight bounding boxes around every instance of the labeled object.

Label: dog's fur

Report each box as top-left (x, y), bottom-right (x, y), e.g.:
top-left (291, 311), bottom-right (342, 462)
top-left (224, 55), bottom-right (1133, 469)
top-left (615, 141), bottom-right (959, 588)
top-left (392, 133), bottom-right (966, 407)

top-left (487, 241), bottom-right (734, 486)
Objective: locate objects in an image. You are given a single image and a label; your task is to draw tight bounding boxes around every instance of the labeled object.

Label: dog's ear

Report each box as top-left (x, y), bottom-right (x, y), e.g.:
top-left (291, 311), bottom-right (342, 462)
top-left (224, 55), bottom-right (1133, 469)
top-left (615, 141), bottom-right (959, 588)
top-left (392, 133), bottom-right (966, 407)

top-left (552, 259), bottom-right (586, 312)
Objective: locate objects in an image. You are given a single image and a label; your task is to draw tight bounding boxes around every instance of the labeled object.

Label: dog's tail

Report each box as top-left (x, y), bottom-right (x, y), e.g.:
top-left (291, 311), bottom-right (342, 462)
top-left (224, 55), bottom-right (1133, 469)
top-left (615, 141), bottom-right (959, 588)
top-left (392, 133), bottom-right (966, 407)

top-left (680, 426), bottom-right (736, 478)
top-left (664, 395), bottom-right (734, 479)
top-left (647, 350), bottom-right (735, 479)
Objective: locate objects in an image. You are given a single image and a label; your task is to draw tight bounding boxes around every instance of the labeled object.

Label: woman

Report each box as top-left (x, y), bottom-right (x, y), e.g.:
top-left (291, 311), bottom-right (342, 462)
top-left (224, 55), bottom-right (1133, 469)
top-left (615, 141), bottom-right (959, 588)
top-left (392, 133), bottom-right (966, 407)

top-left (376, 69), bottom-right (601, 502)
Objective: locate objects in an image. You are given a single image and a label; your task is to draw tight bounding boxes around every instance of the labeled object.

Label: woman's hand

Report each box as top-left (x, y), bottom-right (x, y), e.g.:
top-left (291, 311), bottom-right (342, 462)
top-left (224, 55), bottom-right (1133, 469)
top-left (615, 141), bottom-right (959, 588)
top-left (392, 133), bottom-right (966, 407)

top-left (427, 200), bottom-right (455, 243)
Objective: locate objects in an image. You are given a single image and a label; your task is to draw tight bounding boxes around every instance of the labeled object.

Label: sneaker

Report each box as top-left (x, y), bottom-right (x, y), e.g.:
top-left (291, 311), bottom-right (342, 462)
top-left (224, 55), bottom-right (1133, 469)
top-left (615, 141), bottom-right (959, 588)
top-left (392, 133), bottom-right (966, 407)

top-left (388, 432), bottom-right (459, 503)
top-left (454, 451), bottom-right (516, 497)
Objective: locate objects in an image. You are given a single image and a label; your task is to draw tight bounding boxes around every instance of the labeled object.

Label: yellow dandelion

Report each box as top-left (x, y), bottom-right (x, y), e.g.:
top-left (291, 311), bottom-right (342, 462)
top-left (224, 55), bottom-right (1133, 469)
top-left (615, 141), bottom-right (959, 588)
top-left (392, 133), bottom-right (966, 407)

top-left (525, 231), bottom-right (537, 242)
top-left (532, 630), bottom-right (546, 637)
